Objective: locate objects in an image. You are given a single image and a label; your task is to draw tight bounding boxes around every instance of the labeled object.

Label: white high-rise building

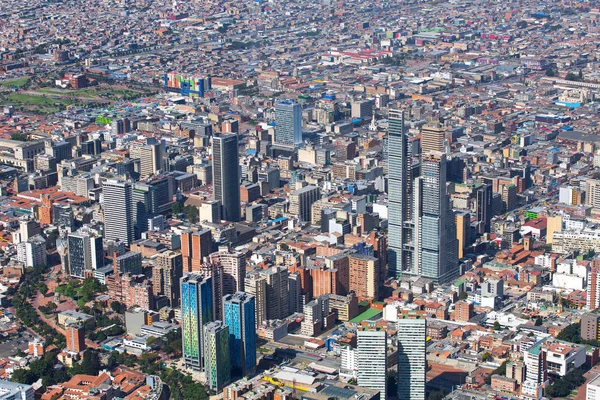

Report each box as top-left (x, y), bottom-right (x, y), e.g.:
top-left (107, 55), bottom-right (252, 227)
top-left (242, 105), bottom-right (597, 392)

top-left (397, 316), bottom-right (427, 400)
top-left (587, 374), bottom-right (600, 400)
top-left (275, 101), bottom-right (303, 145)
top-left (102, 179), bottom-right (134, 246)
top-left (357, 326), bottom-right (387, 398)
top-left (16, 235), bottom-right (46, 268)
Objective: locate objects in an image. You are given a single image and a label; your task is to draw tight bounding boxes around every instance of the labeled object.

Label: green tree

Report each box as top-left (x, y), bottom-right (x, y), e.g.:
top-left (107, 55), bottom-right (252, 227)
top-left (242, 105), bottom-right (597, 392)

top-left (172, 202), bottom-right (183, 215)
top-left (493, 321), bottom-right (501, 330)
top-left (535, 316), bottom-right (543, 326)
top-left (10, 133), bottom-right (27, 141)
top-left (458, 291), bottom-right (468, 300)
top-left (184, 205), bottom-right (199, 223)
top-left (481, 352), bottom-right (492, 362)
top-left (110, 301), bottom-right (126, 314)
top-left (11, 369), bottom-right (36, 384)
top-left (38, 282), bottom-right (48, 296)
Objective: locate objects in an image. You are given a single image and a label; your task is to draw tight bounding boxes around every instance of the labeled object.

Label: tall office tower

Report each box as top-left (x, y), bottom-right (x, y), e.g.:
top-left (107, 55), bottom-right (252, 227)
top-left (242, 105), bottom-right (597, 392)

top-left (153, 250), bottom-right (183, 307)
top-left (587, 262), bottom-right (600, 310)
top-left (475, 183), bottom-right (493, 234)
top-left (244, 272), bottom-right (267, 328)
top-left (213, 134), bottom-right (241, 222)
top-left (413, 152), bottom-right (459, 284)
top-left (455, 211), bottom-right (471, 259)
top-left (357, 326), bottom-right (387, 398)
top-left (181, 229), bottom-right (212, 272)
top-left (288, 272), bottom-right (303, 315)
top-left (420, 120), bottom-right (445, 153)
top-left (204, 321), bottom-right (231, 392)
top-left (103, 179), bottom-right (134, 246)
top-left (181, 273), bottom-right (214, 371)
top-left (500, 183), bottom-right (517, 212)
top-left (67, 230), bottom-right (104, 278)
top-left (263, 266), bottom-right (289, 320)
top-left (16, 236), bottom-right (46, 268)
top-left (65, 324), bottom-right (86, 353)
top-left (522, 338), bottom-right (548, 400)
top-left (209, 247), bottom-right (246, 295)
top-left (223, 292), bottom-right (256, 376)
top-left (132, 183), bottom-right (151, 240)
top-left (397, 316), bottom-right (427, 400)
top-left (289, 185), bottom-right (320, 222)
top-left (199, 200), bottom-right (221, 223)
top-left (275, 100), bottom-right (303, 145)
top-left (132, 143), bottom-right (163, 177)
top-left (387, 109), bottom-right (413, 278)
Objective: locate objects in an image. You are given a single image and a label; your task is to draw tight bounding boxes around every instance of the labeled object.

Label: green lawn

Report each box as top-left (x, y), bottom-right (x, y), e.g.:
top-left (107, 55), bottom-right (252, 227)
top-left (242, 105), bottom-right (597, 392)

top-left (4, 93), bottom-right (74, 114)
top-left (1, 77), bottom-right (30, 88)
top-left (36, 86), bottom-right (153, 101)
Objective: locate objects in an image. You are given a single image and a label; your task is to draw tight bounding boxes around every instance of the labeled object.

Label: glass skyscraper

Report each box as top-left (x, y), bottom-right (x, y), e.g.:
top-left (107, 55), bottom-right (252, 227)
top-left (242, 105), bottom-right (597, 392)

top-left (204, 321), bottom-right (231, 392)
top-left (387, 109), bottom-right (413, 278)
top-left (223, 292), bottom-right (256, 376)
top-left (102, 179), bottom-right (134, 246)
top-left (413, 152), bottom-right (459, 284)
top-left (397, 316), bottom-right (427, 400)
top-left (213, 134), bottom-right (241, 222)
top-left (181, 273), bottom-right (213, 371)
top-left (275, 101), bottom-right (303, 145)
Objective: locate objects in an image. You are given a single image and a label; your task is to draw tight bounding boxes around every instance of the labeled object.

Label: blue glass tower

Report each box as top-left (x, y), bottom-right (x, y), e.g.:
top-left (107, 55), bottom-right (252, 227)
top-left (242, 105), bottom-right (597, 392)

top-left (223, 292), bottom-right (256, 376)
top-left (181, 273), bottom-right (213, 371)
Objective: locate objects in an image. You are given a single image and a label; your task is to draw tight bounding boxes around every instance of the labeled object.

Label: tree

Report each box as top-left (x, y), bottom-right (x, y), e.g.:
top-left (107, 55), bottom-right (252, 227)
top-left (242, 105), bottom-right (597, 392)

top-left (11, 369), bottom-right (36, 384)
top-left (110, 301), bottom-right (126, 314)
top-left (546, 68), bottom-right (556, 77)
top-left (10, 133), bottom-right (27, 141)
top-left (458, 291), bottom-right (468, 300)
top-left (172, 202), bottom-right (183, 215)
top-left (38, 282), bottom-right (48, 296)
top-left (493, 321), bottom-right (501, 331)
top-left (535, 316), bottom-right (543, 326)
top-left (481, 352), bottom-right (492, 362)
top-left (184, 205), bottom-right (199, 224)
top-left (516, 20), bottom-right (528, 28)
top-left (78, 350), bottom-right (101, 375)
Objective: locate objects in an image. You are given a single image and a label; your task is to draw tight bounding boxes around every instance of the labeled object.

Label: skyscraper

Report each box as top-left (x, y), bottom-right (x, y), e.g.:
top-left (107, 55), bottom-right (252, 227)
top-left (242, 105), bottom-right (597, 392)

top-left (153, 250), bottom-right (183, 307)
top-left (181, 273), bottom-right (214, 371)
top-left (263, 266), bottom-right (289, 320)
top-left (275, 101), bottom-right (303, 145)
top-left (204, 321), bottom-right (231, 392)
top-left (67, 230), bottom-right (103, 278)
top-left (209, 247), bottom-right (246, 295)
top-left (387, 109), bottom-right (412, 278)
top-left (244, 272), bottom-right (267, 328)
top-left (223, 292), bottom-right (256, 376)
top-left (420, 120), bottom-right (445, 153)
top-left (213, 134), bottom-right (241, 222)
top-left (413, 152), bottom-right (459, 284)
top-left (475, 183), bottom-right (493, 234)
top-left (103, 179), bottom-right (134, 246)
top-left (397, 316), bottom-right (427, 400)
top-left (357, 326), bottom-right (387, 398)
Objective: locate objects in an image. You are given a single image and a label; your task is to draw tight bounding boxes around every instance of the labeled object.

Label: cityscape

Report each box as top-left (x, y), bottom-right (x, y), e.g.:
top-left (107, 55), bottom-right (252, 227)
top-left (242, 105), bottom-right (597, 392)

top-left (1, 0), bottom-right (600, 399)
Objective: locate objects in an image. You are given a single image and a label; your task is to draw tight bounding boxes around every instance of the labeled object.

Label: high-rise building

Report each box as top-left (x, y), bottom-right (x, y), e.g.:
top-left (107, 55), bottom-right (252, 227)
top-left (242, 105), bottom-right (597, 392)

top-left (67, 230), bottom-right (104, 278)
top-left (199, 200), bottom-right (221, 223)
top-left (103, 179), bottom-right (134, 246)
top-left (581, 313), bottom-right (600, 341)
top-left (113, 251), bottom-right (142, 275)
top-left (181, 273), bottom-right (214, 371)
top-left (209, 247), bottom-right (246, 295)
top-left (213, 134), bottom-right (241, 222)
top-left (455, 211), bottom-right (471, 259)
top-left (289, 185), bottom-right (320, 222)
top-left (244, 272), bottom-right (267, 328)
top-left (588, 262), bottom-right (600, 310)
top-left (420, 121), bottom-right (445, 153)
top-left (204, 321), bottom-right (231, 392)
top-left (153, 251), bottom-right (183, 307)
top-left (181, 229), bottom-right (212, 272)
top-left (262, 266), bottom-right (289, 320)
top-left (387, 110), bottom-right (412, 278)
top-left (223, 292), bottom-right (256, 376)
top-left (397, 316), bottom-right (426, 400)
top-left (357, 326), bottom-right (387, 398)
top-left (500, 183), bottom-right (517, 212)
top-left (413, 152), bottom-right (459, 284)
top-left (135, 143), bottom-right (163, 177)
top-left (586, 179), bottom-right (600, 209)
top-left (275, 101), bottom-right (303, 145)
top-left (475, 183), bottom-right (493, 234)
top-left (349, 254), bottom-right (380, 300)
top-left (65, 324), bottom-right (86, 353)
top-left (16, 235), bottom-right (46, 268)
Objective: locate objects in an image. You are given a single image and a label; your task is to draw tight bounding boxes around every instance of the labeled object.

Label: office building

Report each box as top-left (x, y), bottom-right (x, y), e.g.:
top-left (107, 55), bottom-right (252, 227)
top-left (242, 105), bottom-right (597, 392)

top-left (67, 230), bottom-right (104, 278)
top-left (223, 292), bottom-right (256, 376)
top-left (153, 251), bottom-right (183, 307)
top-left (213, 134), bottom-right (241, 222)
top-left (421, 121), bottom-right (445, 153)
top-left (475, 183), bottom-right (493, 234)
top-left (289, 185), bottom-right (320, 222)
top-left (204, 321), bottom-right (231, 392)
top-left (0, 379), bottom-right (34, 400)
top-left (16, 235), bottom-right (46, 268)
top-left (113, 251), bottom-right (142, 275)
top-left (357, 326), bottom-right (387, 399)
top-left (199, 200), bottom-right (221, 223)
top-left (103, 179), bottom-right (134, 246)
top-left (581, 313), bottom-right (600, 341)
top-left (134, 143), bottom-right (162, 177)
top-left (262, 266), bottom-right (289, 321)
top-left (586, 179), bottom-right (600, 209)
top-left (275, 101), bottom-right (303, 145)
top-left (587, 374), bottom-right (600, 400)
top-left (66, 323), bottom-right (86, 353)
top-left (387, 109), bottom-right (413, 278)
top-left (413, 152), bottom-right (459, 284)
top-left (181, 273), bottom-right (214, 371)
top-left (455, 211), bottom-right (471, 259)
top-left (397, 316), bottom-right (426, 400)
top-left (181, 228), bottom-right (212, 272)
top-left (351, 99), bottom-right (373, 120)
